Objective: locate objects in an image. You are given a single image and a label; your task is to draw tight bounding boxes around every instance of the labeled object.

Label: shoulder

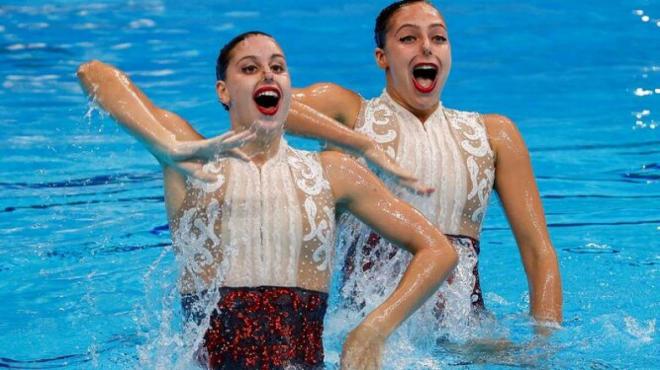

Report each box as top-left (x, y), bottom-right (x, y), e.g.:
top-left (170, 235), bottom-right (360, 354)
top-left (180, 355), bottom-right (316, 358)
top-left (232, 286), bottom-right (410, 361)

top-left (319, 150), bottom-right (378, 199)
top-left (481, 113), bottom-right (517, 134)
top-left (480, 113), bottom-right (529, 159)
top-left (293, 83), bottom-right (363, 128)
top-left (294, 82), bottom-right (362, 102)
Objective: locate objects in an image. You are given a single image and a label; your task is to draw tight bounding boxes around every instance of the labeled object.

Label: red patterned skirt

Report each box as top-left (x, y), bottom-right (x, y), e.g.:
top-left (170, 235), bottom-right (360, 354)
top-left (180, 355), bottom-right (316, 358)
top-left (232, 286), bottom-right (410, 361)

top-left (181, 286), bottom-right (327, 370)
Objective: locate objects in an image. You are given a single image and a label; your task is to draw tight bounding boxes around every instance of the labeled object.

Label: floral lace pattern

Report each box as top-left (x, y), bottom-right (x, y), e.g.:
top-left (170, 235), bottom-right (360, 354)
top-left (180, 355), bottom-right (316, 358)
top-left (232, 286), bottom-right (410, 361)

top-left (353, 90), bottom-right (495, 237)
top-left (172, 140), bottom-right (335, 292)
top-left (288, 149), bottom-right (336, 272)
top-left (445, 109), bottom-right (495, 225)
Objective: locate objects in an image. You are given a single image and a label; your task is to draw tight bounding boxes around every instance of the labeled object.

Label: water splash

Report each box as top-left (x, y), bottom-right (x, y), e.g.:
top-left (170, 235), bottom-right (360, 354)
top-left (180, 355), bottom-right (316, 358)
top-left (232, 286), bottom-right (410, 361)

top-left (623, 316), bottom-right (655, 344)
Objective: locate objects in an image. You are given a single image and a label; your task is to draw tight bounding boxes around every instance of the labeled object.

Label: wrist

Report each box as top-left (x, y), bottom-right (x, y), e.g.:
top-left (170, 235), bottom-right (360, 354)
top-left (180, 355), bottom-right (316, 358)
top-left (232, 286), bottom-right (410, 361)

top-left (167, 139), bottom-right (192, 161)
top-left (359, 316), bottom-right (392, 340)
top-left (351, 133), bottom-right (374, 153)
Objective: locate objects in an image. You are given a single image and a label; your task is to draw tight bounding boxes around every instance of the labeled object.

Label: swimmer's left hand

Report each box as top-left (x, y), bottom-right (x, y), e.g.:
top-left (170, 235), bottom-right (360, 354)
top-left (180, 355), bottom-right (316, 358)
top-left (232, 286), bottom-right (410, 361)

top-left (340, 323), bottom-right (385, 370)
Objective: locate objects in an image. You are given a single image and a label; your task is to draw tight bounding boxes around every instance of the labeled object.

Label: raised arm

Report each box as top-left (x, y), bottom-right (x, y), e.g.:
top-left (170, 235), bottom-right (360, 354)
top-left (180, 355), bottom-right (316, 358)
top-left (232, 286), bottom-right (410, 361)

top-left (76, 60), bottom-right (253, 180)
top-left (292, 82), bottom-right (363, 128)
top-left (292, 84), bottom-right (431, 193)
top-left (321, 151), bottom-right (458, 369)
top-left (484, 114), bottom-right (563, 324)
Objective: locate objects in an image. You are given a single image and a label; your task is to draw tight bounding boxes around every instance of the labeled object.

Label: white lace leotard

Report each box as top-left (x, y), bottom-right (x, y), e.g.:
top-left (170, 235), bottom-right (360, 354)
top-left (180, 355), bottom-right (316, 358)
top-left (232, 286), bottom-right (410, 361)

top-left (338, 90), bottom-right (496, 338)
top-left (171, 140), bottom-right (336, 294)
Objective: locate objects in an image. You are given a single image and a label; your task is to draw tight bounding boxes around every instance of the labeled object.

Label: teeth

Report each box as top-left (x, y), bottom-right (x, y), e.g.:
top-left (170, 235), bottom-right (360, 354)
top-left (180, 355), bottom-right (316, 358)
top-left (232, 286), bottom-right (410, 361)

top-left (257, 90), bottom-right (279, 98)
top-left (415, 65), bottom-right (437, 71)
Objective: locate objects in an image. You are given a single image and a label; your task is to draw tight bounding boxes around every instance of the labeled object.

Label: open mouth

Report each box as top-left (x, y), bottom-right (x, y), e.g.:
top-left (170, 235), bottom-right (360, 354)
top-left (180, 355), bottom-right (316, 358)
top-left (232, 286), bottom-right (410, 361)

top-left (253, 86), bottom-right (281, 116)
top-left (411, 63), bottom-right (438, 93)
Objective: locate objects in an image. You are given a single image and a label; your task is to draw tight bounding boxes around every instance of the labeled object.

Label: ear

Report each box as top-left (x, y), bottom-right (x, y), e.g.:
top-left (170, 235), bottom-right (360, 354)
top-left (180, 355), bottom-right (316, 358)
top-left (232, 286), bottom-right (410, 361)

top-left (216, 80), bottom-right (231, 107)
top-left (374, 47), bottom-right (388, 70)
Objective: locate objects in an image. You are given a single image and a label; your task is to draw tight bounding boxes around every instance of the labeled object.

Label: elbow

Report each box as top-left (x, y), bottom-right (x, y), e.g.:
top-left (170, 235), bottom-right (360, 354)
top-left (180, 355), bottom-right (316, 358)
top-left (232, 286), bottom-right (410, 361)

top-left (76, 60), bottom-right (113, 87)
top-left (444, 243), bottom-right (459, 269)
top-left (426, 239), bottom-right (458, 270)
top-left (77, 60), bottom-right (101, 78)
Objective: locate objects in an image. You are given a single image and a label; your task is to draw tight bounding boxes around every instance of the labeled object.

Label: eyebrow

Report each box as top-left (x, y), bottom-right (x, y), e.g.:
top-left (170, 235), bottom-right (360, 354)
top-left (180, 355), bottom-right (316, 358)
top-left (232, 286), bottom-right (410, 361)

top-left (395, 23), bottom-right (446, 33)
top-left (236, 54), bottom-right (286, 64)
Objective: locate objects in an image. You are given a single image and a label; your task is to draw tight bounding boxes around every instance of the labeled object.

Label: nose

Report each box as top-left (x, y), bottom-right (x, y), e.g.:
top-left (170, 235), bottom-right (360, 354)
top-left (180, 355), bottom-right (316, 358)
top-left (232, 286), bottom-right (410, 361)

top-left (421, 37), bottom-right (432, 56)
top-left (263, 69), bottom-right (274, 82)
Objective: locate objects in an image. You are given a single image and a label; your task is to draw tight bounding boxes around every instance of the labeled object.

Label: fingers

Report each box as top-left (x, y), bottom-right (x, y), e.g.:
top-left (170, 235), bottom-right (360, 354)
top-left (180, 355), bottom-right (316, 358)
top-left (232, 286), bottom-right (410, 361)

top-left (177, 161), bottom-right (217, 183)
top-left (223, 129), bottom-right (256, 144)
top-left (229, 148), bottom-right (251, 161)
top-left (188, 130), bottom-right (257, 160)
top-left (362, 146), bottom-right (417, 182)
top-left (384, 163), bottom-right (417, 182)
top-left (210, 129), bottom-right (256, 149)
top-left (400, 178), bottom-right (435, 196)
top-left (214, 130), bottom-right (236, 141)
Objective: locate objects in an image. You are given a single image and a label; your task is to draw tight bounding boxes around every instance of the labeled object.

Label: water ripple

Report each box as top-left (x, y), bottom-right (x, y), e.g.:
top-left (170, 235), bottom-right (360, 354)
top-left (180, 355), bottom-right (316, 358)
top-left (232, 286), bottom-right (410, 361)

top-left (2, 195), bottom-right (163, 214)
top-left (0, 172), bottom-right (161, 190)
top-left (563, 243), bottom-right (620, 255)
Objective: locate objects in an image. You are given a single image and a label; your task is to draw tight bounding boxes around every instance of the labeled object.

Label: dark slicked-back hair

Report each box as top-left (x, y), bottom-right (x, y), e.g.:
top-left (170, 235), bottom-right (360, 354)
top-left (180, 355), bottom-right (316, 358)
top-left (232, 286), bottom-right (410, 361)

top-left (215, 31), bottom-right (274, 110)
top-left (374, 0), bottom-right (435, 49)
top-left (215, 31), bottom-right (274, 82)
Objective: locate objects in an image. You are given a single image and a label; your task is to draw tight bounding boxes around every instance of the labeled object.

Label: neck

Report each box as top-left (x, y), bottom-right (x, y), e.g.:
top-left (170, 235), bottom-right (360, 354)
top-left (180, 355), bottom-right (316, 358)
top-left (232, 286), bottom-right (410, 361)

top-left (242, 129), bottom-right (284, 167)
top-left (385, 84), bottom-right (440, 124)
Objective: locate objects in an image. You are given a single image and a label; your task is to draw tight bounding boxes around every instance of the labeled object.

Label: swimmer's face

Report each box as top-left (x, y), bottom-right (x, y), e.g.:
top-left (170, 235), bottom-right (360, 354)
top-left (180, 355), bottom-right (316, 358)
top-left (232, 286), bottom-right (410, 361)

top-left (216, 35), bottom-right (291, 134)
top-left (376, 2), bottom-right (451, 118)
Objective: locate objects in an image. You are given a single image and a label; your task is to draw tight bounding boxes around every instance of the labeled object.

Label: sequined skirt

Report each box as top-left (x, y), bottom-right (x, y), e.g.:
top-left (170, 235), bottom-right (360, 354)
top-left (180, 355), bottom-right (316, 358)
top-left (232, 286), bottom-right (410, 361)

top-left (181, 286), bottom-right (328, 370)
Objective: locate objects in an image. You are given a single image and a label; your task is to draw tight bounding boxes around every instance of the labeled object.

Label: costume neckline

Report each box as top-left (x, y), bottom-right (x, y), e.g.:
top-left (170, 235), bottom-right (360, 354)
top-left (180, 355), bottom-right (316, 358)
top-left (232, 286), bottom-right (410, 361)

top-left (244, 137), bottom-right (289, 170)
top-left (380, 89), bottom-right (444, 127)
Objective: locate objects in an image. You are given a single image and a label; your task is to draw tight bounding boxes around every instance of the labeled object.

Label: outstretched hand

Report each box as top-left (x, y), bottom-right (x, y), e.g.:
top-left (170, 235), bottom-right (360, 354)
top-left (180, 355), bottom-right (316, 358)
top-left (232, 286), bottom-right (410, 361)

top-left (361, 143), bottom-right (434, 196)
top-left (340, 324), bottom-right (385, 370)
top-left (168, 129), bottom-right (256, 182)
top-left (173, 129), bottom-right (256, 161)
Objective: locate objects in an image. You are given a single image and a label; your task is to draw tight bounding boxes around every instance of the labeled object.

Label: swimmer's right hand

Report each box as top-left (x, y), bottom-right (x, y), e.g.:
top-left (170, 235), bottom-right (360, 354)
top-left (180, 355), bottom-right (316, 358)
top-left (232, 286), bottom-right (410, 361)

top-left (168, 130), bottom-right (256, 182)
top-left (172, 129), bottom-right (256, 161)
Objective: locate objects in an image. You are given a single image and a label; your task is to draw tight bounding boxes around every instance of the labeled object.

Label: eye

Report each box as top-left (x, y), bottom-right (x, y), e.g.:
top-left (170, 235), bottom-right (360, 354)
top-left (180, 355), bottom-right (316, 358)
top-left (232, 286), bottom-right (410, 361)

top-left (432, 35), bottom-right (448, 44)
top-left (241, 64), bottom-right (258, 74)
top-left (271, 63), bottom-right (285, 73)
top-left (399, 35), bottom-right (416, 44)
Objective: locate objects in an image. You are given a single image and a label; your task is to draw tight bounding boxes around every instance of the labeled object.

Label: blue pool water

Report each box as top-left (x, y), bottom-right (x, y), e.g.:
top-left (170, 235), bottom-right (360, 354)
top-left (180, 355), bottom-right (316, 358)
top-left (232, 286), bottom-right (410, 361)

top-left (0, 0), bottom-right (658, 368)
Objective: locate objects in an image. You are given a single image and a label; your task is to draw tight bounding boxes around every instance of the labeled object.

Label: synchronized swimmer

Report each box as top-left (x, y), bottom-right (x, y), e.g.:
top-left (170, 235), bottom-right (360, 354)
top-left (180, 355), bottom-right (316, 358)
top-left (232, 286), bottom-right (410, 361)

top-left (288, 0), bottom-right (563, 332)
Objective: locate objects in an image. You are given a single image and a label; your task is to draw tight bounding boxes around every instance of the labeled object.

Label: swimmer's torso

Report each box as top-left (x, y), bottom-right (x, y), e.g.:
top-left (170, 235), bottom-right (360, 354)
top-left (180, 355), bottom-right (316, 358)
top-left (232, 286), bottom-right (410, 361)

top-left (168, 141), bottom-right (336, 294)
top-left (337, 91), bottom-right (495, 334)
top-left (354, 90), bottom-right (495, 238)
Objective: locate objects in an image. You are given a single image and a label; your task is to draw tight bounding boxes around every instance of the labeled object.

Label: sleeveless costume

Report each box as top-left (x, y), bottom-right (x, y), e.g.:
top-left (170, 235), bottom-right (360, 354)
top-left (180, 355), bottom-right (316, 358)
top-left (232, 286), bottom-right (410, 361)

top-left (338, 90), bottom-right (495, 338)
top-left (171, 140), bottom-right (335, 369)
